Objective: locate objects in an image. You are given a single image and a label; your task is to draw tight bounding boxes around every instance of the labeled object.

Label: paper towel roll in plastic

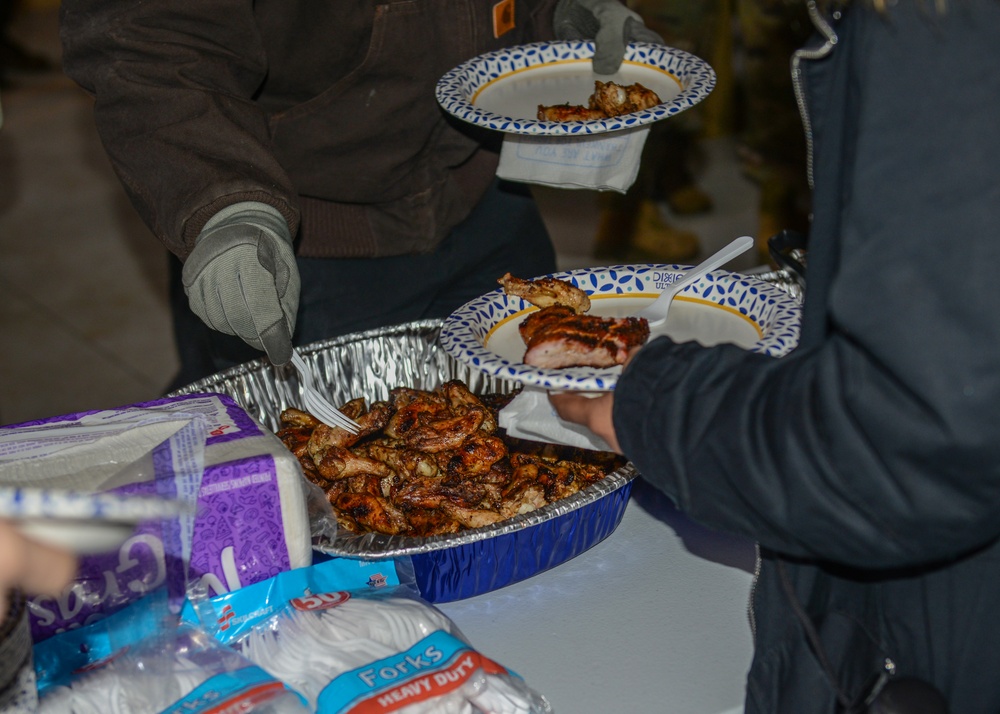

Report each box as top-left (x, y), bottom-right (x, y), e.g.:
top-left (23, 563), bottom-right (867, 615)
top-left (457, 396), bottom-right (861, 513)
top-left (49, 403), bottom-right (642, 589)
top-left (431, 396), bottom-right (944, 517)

top-left (0, 393), bottom-right (318, 641)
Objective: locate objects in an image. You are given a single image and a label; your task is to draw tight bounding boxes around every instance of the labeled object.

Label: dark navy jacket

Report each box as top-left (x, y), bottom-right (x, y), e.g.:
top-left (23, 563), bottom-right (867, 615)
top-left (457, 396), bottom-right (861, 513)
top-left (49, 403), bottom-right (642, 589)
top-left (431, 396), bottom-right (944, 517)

top-left (614, 1), bottom-right (1000, 710)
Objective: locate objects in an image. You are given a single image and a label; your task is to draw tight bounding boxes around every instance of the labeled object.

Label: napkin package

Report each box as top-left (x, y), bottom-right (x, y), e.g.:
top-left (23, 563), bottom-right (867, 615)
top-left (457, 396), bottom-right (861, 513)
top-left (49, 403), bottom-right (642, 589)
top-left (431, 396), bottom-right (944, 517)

top-left (0, 394), bottom-right (320, 642)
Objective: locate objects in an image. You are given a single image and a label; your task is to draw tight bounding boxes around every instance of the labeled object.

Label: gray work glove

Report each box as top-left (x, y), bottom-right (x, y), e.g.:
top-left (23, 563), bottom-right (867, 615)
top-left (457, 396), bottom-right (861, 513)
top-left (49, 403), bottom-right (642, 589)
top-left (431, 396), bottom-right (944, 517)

top-left (554, 0), bottom-right (663, 75)
top-left (182, 201), bottom-right (299, 366)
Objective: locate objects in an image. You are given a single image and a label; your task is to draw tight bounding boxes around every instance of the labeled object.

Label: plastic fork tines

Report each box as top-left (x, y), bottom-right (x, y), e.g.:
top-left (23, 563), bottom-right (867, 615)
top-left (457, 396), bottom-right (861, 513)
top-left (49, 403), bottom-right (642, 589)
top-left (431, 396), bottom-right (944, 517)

top-left (289, 351), bottom-right (361, 434)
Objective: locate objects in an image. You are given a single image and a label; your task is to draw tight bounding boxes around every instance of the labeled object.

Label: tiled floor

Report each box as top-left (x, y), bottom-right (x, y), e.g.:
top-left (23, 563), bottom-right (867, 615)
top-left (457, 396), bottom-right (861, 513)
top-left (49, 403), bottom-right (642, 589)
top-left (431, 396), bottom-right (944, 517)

top-left (0, 7), bottom-right (762, 427)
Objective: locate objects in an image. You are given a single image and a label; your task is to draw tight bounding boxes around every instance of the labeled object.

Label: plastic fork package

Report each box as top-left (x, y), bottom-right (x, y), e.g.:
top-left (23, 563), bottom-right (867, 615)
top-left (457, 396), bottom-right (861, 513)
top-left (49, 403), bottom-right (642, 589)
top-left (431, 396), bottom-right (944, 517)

top-left (35, 589), bottom-right (309, 714)
top-left (186, 557), bottom-right (553, 714)
top-left (35, 557), bottom-right (398, 712)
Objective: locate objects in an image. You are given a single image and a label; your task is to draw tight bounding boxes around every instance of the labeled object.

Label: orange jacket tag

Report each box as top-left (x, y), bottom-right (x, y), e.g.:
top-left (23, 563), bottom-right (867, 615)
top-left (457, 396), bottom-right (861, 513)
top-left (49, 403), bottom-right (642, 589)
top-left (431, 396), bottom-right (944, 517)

top-left (493, 0), bottom-right (515, 38)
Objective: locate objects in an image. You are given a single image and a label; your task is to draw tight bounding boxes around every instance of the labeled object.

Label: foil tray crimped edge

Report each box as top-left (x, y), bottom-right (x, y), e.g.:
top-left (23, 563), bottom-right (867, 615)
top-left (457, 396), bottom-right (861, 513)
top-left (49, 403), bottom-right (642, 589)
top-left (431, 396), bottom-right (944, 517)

top-left (750, 267), bottom-right (803, 301)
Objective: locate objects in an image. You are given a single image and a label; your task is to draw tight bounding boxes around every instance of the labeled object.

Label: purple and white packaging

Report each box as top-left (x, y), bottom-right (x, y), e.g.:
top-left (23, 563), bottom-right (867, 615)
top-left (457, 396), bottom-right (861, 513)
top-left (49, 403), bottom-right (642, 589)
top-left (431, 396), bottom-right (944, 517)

top-left (162, 394), bottom-right (318, 597)
top-left (0, 394), bottom-right (322, 643)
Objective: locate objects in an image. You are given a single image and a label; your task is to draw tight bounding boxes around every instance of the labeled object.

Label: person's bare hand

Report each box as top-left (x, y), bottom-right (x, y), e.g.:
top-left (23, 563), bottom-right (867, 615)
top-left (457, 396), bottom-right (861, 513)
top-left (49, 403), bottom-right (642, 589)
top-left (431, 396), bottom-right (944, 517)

top-left (548, 345), bottom-right (641, 454)
top-left (0, 519), bottom-right (77, 623)
top-left (548, 391), bottom-right (622, 453)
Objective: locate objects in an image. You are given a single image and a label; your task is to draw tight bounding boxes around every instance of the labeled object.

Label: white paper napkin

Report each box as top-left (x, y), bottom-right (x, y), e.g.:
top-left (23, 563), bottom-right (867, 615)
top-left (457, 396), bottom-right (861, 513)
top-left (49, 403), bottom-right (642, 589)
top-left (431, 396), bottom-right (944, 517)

top-left (499, 387), bottom-right (612, 452)
top-left (496, 126), bottom-right (649, 193)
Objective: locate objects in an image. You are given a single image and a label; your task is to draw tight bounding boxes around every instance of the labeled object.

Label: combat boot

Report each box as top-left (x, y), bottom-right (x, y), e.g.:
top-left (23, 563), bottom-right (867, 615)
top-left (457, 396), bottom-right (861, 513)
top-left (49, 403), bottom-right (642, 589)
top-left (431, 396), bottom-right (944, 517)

top-left (627, 200), bottom-right (700, 264)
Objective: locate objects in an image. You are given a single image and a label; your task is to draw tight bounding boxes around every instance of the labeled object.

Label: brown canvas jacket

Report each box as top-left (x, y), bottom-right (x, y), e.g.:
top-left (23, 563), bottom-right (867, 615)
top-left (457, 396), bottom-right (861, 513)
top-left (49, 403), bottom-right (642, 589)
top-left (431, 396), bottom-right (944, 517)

top-left (60, 0), bottom-right (556, 259)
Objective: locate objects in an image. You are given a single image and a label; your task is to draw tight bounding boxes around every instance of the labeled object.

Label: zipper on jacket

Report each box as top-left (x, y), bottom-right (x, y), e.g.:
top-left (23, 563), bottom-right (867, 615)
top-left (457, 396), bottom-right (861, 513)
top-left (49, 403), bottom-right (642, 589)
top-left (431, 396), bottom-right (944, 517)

top-left (791, 0), bottom-right (839, 189)
top-left (747, 543), bottom-right (761, 639)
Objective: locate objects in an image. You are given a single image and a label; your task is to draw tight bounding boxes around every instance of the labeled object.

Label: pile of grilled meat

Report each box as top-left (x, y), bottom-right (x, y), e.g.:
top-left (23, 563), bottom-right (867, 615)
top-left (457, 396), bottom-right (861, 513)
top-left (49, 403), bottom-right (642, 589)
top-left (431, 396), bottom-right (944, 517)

top-left (277, 380), bottom-right (622, 537)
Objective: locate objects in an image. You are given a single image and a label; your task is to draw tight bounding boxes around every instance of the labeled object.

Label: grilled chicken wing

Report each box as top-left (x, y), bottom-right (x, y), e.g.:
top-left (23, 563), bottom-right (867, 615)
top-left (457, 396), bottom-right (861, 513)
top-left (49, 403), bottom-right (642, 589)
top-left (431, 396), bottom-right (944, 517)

top-left (333, 490), bottom-right (410, 535)
top-left (402, 407), bottom-right (487, 453)
top-left (499, 272), bottom-right (591, 313)
top-left (384, 387), bottom-right (450, 440)
top-left (511, 452), bottom-right (607, 502)
top-left (438, 433), bottom-right (508, 479)
top-left (313, 444), bottom-right (394, 482)
top-left (589, 80), bottom-right (661, 117)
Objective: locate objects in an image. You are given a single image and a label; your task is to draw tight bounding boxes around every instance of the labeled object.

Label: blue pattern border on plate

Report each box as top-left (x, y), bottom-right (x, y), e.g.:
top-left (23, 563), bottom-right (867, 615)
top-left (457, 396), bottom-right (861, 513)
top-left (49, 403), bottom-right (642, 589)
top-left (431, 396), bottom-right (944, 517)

top-left (439, 264), bottom-right (802, 392)
top-left (436, 41), bottom-right (717, 136)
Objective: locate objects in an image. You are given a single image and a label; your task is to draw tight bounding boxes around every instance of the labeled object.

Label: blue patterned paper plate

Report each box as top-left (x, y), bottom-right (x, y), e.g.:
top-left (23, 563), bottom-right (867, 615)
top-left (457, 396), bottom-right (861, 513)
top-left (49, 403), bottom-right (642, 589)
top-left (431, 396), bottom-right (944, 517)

top-left (435, 41), bottom-right (716, 136)
top-left (439, 264), bottom-right (802, 392)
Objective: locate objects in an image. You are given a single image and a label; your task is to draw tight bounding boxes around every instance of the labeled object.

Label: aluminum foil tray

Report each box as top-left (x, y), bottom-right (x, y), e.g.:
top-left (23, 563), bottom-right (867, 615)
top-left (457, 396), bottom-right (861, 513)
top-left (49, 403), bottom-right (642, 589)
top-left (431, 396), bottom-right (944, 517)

top-left (169, 320), bottom-right (637, 603)
top-left (747, 266), bottom-right (803, 301)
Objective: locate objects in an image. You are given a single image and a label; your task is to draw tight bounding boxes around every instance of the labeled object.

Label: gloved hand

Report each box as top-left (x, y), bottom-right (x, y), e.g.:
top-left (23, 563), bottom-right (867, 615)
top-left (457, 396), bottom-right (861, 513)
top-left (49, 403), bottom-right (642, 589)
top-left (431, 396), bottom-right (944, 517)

top-left (182, 201), bottom-right (300, 366)
top-left (554, 0), bottom-right (663, 75)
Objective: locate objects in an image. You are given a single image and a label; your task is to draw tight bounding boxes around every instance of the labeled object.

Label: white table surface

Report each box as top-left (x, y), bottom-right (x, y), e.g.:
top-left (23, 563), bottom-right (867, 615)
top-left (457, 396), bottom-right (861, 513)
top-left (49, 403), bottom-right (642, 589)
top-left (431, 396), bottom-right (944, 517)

top-left (439, 480), bottom-right (757, 714)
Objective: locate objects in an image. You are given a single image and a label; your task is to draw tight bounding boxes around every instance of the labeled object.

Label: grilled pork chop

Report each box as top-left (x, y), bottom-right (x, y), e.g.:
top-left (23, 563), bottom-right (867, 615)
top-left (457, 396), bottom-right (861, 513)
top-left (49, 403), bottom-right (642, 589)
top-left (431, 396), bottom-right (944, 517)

top-left (501, 274), bottom-right (650, 369)
top-left (519, 305), bottom-right (650, 369)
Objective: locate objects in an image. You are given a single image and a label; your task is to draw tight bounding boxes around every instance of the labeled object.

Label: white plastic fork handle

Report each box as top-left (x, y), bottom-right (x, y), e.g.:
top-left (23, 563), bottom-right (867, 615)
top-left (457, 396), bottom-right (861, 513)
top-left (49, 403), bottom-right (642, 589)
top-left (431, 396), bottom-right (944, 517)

top-left (636, 235), bottom-right (755, 327)
top-left (289, 350), bottom-right (310, 381)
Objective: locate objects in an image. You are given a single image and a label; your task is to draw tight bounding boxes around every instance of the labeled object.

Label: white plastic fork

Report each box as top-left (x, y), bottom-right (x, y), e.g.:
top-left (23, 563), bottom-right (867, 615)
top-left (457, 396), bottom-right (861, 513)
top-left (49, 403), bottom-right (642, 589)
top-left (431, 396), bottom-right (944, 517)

top-left (289, 350), bottom-right (362, 434)
top-left (635, 235), bottom-right (755, 328)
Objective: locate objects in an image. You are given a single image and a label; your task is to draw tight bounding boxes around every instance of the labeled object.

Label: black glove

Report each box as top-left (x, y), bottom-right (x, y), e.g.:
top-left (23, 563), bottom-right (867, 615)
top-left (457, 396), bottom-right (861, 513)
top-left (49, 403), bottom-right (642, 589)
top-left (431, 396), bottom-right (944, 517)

top-left (554, 0), bottom-right (663, 75)
top-left (182, 202), bottom-right (299, 366)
